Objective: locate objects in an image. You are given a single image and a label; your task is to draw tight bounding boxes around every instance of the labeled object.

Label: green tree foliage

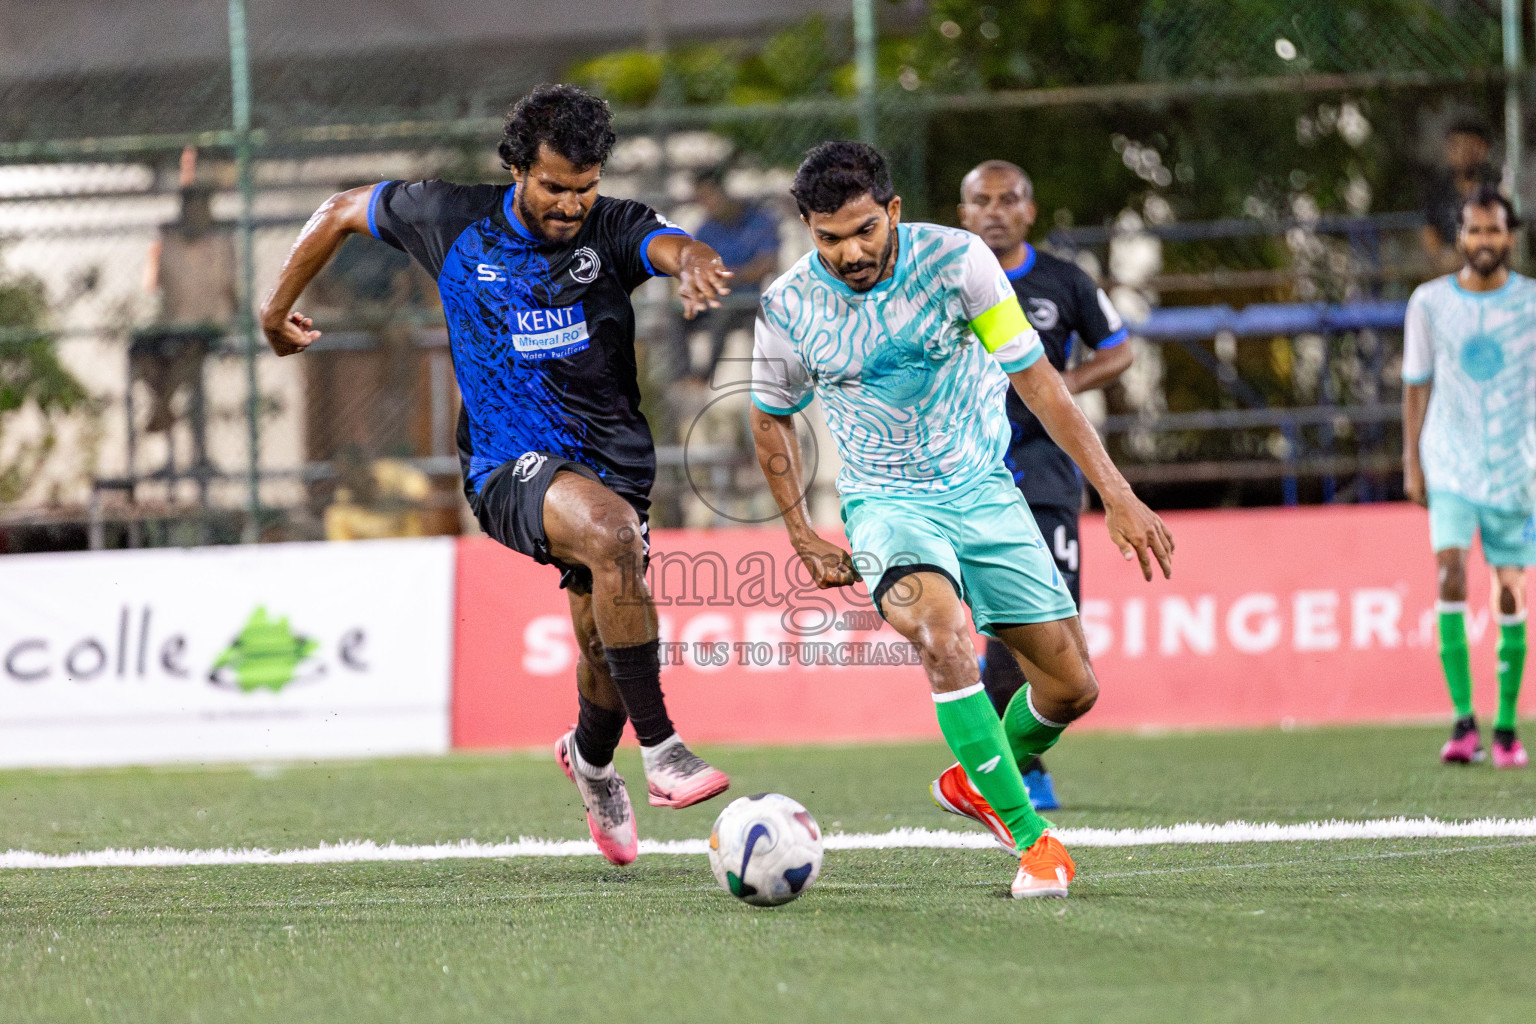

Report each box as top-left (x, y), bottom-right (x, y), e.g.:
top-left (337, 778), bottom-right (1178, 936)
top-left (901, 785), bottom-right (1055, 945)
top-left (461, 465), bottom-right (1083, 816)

top-left (568, 1), bottom-right (1495, 230)
top-left (1140, 0), bottom-right (1498, 80)
top-left (569, 16), bottom-right (855, 108)
top-left (907, 0), bottom-right (1144, 91)
top-left (0, 269), bottom-right (88, 502)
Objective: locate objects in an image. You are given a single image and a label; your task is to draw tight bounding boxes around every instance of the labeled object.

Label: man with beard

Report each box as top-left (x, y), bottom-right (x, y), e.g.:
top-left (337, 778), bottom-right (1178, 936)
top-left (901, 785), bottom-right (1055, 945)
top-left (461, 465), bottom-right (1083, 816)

top-left (259, 84), bottom-right (735, 866)
top-left (749, 141), bottom-right (1174, 897)
top-left (1405, 185), bottom-right (1535, 769)
top-left (957, 160), bottom-right (1134, 810)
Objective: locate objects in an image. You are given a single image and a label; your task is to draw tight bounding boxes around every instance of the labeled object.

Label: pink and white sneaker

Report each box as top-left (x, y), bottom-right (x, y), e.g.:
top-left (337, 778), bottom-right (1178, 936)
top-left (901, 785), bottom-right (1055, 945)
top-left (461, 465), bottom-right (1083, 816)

top-left (1492, 732), bottom-right (1529, 769)
top-left (642, 737), bottom-right (730, 808)
top-left (1440, 718), bottom-right (1485, 764)
top-left (555, 731), bottom-right (638, 865)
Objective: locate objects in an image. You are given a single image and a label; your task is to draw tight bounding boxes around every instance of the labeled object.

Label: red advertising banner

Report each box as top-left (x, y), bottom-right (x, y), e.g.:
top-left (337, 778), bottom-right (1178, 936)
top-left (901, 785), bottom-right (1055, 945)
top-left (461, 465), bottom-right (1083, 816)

top-left (452, 504), bottom-right (1513, 749)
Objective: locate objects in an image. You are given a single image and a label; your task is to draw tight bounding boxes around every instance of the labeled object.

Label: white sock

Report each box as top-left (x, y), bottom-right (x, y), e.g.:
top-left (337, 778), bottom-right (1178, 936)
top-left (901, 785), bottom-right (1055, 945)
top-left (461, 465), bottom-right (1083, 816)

top-left (568, 737), bottom-right (615, 780)
top-left (640, 733), bottom-right (683, 773)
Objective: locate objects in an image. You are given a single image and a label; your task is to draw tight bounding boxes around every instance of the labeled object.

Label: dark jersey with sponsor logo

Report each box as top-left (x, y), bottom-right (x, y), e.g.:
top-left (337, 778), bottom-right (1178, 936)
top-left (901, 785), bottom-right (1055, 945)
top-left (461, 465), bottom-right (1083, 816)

top-left (1003, 244), bottom-right (1128, 510)
top-left (367, 179), bottom-right (686, 510)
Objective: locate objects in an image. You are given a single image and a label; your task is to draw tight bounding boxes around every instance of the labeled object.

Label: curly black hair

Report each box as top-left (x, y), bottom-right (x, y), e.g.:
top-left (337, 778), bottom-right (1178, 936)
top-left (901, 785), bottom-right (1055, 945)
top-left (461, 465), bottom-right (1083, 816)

top-left (498, 84), bottom-right (617, 173)
top-left (1458, 182), bottom-right (1522, 230)
top-left (790, 140), bottom-right (895, 217)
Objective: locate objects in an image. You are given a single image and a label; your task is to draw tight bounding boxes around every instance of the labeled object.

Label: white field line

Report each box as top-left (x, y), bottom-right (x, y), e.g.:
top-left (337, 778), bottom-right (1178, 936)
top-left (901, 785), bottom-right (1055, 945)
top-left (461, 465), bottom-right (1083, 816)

top-left (3, 817), bottom-right (1535, 870)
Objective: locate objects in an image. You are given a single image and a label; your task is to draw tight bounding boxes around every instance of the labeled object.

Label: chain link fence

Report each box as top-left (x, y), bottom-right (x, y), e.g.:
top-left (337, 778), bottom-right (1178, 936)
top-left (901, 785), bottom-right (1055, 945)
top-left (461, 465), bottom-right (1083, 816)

top-left (1141, 0), bottom-right (1502, 80)
top-left (0, 0), bottom-right (1518, 550)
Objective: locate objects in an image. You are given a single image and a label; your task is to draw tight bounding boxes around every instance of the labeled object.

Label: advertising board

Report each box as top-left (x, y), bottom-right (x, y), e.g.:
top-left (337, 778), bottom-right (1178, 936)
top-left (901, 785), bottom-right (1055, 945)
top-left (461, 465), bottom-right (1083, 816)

top-left (453, 505), bottom-right (1498, 747)
top-left (0, 539), bottom-right (456, 766)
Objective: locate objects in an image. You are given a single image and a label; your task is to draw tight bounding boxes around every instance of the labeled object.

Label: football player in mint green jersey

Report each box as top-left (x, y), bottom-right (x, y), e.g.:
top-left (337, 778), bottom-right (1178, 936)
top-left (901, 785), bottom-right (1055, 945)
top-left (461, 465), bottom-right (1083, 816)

top-left (1404, 185), bottom-right (1535, 769)
top-left (750, 142), bottom-right (1175, 898)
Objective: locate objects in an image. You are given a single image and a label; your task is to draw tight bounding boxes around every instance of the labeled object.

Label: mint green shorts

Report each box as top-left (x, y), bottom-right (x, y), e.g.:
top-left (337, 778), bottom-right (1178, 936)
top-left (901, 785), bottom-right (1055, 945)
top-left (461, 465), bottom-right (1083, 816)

top-left (842, 466), bottom-right (1078, 638)
top-left (1428, 490), bottom-right (1536, 566)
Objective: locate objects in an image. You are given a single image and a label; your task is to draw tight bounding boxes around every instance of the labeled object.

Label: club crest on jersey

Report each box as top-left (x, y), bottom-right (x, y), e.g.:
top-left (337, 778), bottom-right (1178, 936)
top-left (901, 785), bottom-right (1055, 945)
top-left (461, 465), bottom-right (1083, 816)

top-left (508, 302), bottom-right (590, 360)
top-left (1027, 297), bottom-right (1060, 331)
top-left (513, 452), bottom-right (548, 481)
top-left (568, 247), bottom-right (601, 284)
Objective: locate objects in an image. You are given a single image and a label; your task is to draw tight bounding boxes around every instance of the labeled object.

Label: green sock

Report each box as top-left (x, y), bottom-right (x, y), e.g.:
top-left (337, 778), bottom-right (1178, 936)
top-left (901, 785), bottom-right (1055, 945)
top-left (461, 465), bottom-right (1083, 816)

top-left (933, 683), bottom-right (1049, 849)
top-left (1438, 604), bottom-right (1474, 719)
top-left (1495, 615), bottom-right (1526, 731)
top-left (1002, 684), bottom-right (1067, 767)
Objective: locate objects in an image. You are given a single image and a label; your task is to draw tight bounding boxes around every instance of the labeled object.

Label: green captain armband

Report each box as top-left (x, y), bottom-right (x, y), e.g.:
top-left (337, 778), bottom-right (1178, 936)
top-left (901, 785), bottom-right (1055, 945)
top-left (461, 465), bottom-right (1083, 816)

top-left (970, 297), bottom-right (1031, 353)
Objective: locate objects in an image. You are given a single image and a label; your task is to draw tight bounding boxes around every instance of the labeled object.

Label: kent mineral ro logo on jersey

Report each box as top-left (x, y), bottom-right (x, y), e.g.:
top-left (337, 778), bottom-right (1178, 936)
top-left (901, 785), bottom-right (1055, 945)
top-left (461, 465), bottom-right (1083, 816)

top-left (508, 303), bottom-right (590, 360)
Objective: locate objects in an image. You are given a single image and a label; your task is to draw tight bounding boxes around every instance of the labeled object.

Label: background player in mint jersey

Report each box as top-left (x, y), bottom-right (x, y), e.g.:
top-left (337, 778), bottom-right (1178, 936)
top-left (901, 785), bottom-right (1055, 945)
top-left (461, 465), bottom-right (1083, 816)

top-left (1403, 185), bottom-right (1535, 770)
top-left (750, 142), bottom-right (1174, 898)
top-left (957, 160), bottom-right (1134, 811)
top-left (258, 85), bottom-right (736, 866)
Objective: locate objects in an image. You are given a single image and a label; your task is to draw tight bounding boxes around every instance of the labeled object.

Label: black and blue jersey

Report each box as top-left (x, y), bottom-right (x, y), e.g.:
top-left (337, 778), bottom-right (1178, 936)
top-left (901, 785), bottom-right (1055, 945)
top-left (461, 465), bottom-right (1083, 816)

top-left (366, 179), bottom-right (687, 510)
top-left (1003, 243), bottom-right (1127, 510)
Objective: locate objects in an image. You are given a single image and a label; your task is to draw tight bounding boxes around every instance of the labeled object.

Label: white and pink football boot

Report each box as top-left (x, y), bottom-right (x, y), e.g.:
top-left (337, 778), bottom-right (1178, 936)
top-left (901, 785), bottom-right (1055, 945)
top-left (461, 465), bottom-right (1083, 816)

top-left (556, 731), bottom-right (639, 866)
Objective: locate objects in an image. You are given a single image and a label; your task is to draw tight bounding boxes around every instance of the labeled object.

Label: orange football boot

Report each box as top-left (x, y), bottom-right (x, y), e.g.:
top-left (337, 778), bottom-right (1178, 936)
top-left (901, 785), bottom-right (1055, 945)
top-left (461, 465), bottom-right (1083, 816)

top-left (1011, 832), bottom-right (1075, 899)
top-left (929, 762), bottom-right (1018, 854)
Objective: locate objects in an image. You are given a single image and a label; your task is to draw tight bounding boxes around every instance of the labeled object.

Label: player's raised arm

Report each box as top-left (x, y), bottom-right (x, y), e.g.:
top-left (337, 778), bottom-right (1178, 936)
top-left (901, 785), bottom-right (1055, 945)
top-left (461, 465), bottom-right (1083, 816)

top-left (1007, 357), bottom-right (1174, 581)
top-left (258, 185), bottom-right (375, 356)
top-left (645, 233), bottom-right (734, 319)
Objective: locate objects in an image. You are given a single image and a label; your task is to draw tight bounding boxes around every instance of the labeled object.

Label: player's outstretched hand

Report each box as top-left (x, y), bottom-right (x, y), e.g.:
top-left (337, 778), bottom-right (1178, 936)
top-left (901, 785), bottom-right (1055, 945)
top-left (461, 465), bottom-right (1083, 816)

top-left (677, 250), bottom-right (733, 320)
top-left (793, 535), bottom-right (860, 590)
top-left (264, 310), bottom-right (321, 356)
top-left (1106, 495), bottom-right (1175, 582)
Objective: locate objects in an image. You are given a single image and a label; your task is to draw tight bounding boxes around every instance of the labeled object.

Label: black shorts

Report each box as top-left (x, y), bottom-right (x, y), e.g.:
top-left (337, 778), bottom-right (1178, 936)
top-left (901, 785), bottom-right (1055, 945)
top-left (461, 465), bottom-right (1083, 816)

top-left (469, 451), bottom-right (650, 595)
top-left (1029, 504), bottom-right (1081, 608)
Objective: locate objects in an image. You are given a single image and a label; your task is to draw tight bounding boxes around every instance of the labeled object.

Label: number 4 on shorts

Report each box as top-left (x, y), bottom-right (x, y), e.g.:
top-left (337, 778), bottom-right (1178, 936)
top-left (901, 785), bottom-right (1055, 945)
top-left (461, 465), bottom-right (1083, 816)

top-left (1053, 525), bottom-right (1079, 573)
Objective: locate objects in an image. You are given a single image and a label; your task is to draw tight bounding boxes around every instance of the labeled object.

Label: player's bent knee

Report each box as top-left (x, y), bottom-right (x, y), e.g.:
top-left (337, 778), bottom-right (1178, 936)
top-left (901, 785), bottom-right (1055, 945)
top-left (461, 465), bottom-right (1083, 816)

top-left (1437, 552), bottom-right (1468, 603)
top-left (583, 503), bottom-right (644, 569)
top-left (1039, 654), bottom-right (1099, 723)
top-left (914, 626), bottom-right (972, 672)
top-left (1064, 673), bottom-right (1099, 721)
top-left (1497, 584), bottom-right (1523, 616)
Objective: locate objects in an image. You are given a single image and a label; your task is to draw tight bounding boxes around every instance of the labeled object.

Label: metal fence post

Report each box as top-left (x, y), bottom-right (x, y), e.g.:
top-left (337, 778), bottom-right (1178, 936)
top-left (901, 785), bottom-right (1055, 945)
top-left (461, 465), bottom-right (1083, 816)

top-left (228, 0), bottom-right (261, 542)
top-left (1504, 0), bottom-right (1524, 226)
top-left (853, 0), bottom-right (877, 146)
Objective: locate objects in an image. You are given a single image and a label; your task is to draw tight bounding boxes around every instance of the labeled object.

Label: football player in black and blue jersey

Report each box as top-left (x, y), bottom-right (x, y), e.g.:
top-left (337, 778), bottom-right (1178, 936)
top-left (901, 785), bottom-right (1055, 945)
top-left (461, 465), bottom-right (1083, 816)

top-left (958, 160), bottom-right (1135, 810)
top-left (260, 85), bottom-right (734, 866)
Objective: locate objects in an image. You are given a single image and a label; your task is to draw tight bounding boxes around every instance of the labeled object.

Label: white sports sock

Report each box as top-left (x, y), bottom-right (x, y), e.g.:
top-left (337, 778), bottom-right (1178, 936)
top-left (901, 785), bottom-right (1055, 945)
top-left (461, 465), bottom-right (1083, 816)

top-left (640, 733), bottom-right (683, 773)
top-left (568, 737), bottom-right (615, 780)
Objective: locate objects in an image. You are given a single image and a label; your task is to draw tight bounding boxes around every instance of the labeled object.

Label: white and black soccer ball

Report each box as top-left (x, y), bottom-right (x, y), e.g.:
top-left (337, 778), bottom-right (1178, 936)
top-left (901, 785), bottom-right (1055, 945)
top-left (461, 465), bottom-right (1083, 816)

top-left (708, 793), bottom-right (823, 907)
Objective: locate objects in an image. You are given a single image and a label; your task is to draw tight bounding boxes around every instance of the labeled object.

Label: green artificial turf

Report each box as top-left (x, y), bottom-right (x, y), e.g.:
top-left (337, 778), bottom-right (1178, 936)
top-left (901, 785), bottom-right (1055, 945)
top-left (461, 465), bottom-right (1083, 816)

top-left (1, 724), bottom-right (1533, 1023)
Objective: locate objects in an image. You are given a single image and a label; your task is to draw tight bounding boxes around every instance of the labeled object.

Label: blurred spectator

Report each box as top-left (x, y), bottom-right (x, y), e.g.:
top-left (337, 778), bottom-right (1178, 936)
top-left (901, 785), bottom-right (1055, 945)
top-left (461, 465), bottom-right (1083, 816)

top-left (133, 180), bottom-right (234, 485)
top-left (323, 447), bottom-right (433, 540)
top-left (1421, 120), bottom-right (1501, 272)
top-left (677, 170), bottom-right (780, 385)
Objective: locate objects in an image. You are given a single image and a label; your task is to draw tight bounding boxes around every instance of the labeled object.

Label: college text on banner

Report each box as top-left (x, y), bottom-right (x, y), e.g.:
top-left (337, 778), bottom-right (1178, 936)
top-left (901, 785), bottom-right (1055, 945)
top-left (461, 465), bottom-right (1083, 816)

top-left (0, 539), bottom-right (456, 767)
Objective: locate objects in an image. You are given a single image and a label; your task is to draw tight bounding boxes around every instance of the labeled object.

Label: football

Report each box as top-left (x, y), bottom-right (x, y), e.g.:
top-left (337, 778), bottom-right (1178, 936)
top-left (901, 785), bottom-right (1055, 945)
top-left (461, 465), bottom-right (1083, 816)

top-left (708, 793), bottom-right (824, 907)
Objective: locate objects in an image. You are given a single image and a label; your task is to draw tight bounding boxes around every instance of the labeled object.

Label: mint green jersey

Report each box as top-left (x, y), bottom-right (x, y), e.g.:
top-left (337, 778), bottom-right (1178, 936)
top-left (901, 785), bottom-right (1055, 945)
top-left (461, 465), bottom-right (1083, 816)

top-left (751, 223), bottom-right (1043, 500)
top-left (1403, 273), bottom-right (1536, 512)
